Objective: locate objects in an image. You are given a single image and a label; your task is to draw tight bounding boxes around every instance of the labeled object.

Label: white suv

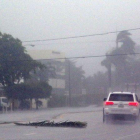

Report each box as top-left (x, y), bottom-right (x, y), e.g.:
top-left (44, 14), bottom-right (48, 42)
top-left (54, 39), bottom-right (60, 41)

top-left (103, 92), bottom-right (140, 122)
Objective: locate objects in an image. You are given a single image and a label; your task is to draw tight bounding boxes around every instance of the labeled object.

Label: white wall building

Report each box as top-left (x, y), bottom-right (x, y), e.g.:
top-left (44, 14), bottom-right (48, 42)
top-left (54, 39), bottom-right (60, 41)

top-left (27, 50), bottom-right (66, 109)
top-left (27, 50), bottom-right (66, 93)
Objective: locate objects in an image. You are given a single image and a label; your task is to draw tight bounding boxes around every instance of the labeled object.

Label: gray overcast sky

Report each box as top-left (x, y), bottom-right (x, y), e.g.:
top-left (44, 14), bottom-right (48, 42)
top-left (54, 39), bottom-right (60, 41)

top-left (1, 0), bottom-right (140, 76)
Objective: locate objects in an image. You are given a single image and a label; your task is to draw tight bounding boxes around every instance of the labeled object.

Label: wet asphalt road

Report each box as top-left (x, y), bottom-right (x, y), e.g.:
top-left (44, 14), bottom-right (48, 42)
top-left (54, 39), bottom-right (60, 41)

top-left (0, 106), bottom-right (140, 140)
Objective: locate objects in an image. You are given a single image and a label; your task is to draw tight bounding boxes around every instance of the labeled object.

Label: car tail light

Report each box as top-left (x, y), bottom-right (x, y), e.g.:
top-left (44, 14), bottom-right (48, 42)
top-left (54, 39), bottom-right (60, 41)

top-left (128, 102), bottom-right (139, 107)
top-left (104, 101), bottom-right (114, 105)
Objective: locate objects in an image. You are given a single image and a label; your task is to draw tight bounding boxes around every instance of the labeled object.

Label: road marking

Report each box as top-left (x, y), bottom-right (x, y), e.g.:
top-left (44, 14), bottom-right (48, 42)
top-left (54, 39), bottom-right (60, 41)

top-left (115, 132), bottom-right (140, 140)
top-left (24, 133), bottom-right (36, 136)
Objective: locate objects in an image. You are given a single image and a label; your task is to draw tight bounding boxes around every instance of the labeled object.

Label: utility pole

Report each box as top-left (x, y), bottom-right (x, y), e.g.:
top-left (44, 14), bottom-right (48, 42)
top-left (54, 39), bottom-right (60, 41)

top-left (116, 25), bottom-right (118, 48)
top-left (108, 63), bottom-right (112, 92)
top-left (68, 60), bottom-right (71, 107)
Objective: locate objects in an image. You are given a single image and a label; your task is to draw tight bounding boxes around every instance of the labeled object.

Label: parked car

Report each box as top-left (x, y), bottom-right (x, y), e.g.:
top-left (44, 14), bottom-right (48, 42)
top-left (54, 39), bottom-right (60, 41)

top-left (103, 92), bottom-right (140, 123)
top-left (0, 97), bottom-right (10, 110)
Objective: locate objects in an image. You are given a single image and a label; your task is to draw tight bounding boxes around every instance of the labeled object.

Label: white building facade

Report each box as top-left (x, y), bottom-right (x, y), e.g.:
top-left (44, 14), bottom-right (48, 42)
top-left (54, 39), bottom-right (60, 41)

top-left (27, 50), bottom-right (66, 108)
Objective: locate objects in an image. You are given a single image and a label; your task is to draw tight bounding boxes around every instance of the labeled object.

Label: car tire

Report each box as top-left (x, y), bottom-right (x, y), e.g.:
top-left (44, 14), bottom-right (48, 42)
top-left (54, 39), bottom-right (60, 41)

top-left (138, 111), bottom-right (140, 121)
top-left (103, 109), bottom-right (105, 123)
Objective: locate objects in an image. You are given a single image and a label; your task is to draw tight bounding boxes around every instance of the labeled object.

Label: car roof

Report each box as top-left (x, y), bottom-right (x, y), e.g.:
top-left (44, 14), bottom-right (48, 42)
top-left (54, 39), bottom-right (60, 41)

top-left (110, 91), bottom-right (134, 94)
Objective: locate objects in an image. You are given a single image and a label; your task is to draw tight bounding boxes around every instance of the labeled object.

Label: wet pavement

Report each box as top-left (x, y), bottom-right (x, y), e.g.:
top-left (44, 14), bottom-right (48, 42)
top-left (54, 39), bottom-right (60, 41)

top-left (0, 106), bottom-right (140, 140)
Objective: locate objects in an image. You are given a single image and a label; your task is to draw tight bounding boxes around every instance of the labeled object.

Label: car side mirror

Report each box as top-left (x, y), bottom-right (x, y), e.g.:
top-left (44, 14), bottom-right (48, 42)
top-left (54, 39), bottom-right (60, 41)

top-left (103, 98), bottom-right (107, 101)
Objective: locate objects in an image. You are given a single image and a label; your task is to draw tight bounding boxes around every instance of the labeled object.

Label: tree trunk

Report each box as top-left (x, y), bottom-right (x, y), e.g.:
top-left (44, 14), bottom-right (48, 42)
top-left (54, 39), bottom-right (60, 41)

top-left (108, 64), bottom-right (112, 92)
top-left (35, 99), bottom-right (38, 110)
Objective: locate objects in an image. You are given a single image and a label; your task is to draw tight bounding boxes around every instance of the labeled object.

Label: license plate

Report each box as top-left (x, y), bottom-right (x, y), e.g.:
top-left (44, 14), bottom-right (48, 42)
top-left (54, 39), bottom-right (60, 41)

top-left (112, 109), bottom-right (128, 112)
top-left (118, 104), bottom-right (124, 108)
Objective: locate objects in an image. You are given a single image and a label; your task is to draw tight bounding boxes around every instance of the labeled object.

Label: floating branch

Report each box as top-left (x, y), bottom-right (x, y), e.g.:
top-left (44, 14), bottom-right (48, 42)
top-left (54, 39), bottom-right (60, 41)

top-left (14, 120), bottom-right (87, 128)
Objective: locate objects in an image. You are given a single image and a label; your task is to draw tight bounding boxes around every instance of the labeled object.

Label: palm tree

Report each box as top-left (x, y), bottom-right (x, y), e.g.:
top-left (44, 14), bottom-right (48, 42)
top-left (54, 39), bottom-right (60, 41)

top-left (116, 30), bottom-right (135, 53)
top-left (101, 31), bottom-right (135, 89)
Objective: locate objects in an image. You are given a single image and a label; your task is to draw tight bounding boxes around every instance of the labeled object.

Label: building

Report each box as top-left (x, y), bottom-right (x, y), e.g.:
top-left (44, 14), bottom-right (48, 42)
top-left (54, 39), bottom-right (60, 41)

top-left (27, 50), bottom-right (66, 108)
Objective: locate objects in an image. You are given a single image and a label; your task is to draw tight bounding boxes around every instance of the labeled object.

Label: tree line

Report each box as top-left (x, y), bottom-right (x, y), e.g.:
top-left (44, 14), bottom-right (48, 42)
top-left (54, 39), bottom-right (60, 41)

top-left (0, 31), bottom-right (86, 109)
top-left (1, 30), bottom-right (139, 109)
top-left (84, 30), bottom-right (140, 103)
top-left (0, 32), bottom-right (52, 109)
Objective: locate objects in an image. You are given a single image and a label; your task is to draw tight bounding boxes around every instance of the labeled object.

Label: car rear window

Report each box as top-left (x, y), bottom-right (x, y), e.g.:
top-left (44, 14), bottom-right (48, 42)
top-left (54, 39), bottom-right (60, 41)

top-left (109, 94), bottom-right (134, 101)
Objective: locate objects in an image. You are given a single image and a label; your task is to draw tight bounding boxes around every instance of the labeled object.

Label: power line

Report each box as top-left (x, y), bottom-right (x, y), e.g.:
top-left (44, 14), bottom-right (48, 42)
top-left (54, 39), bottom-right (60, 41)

top-left (24, 40), bottom-right (115, 46)
top-left (24, 37), bottom-right (140, 46)
top-left (36, 52), bottom-right (140, 61)
top-left (2, 52), bottom-right (140, 62)
top-left (23, 27), bottom-right (140, 43)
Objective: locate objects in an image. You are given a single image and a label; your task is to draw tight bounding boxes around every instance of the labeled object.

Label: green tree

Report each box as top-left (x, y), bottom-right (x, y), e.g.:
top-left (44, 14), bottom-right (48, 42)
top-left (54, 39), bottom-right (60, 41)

top-left (116, 30), bottom-right (135, 53)
top-left (29, 60), bottom-right (56, 82)
top-left (101, 31), bottom-right (135, 89)
top-left (84, 72), bottom-right (108, 105)
top-left (5, 81), bottom-right (52, 109)
top-left (0, 32), bottom-right (44, 86)
top-left (65, 60), bottom-right (85, 95)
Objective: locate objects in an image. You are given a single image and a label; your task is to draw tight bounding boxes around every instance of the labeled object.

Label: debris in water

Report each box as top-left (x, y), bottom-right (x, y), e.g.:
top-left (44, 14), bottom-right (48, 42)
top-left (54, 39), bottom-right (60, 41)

top-left (14, 120), bottom-right (87, 128)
